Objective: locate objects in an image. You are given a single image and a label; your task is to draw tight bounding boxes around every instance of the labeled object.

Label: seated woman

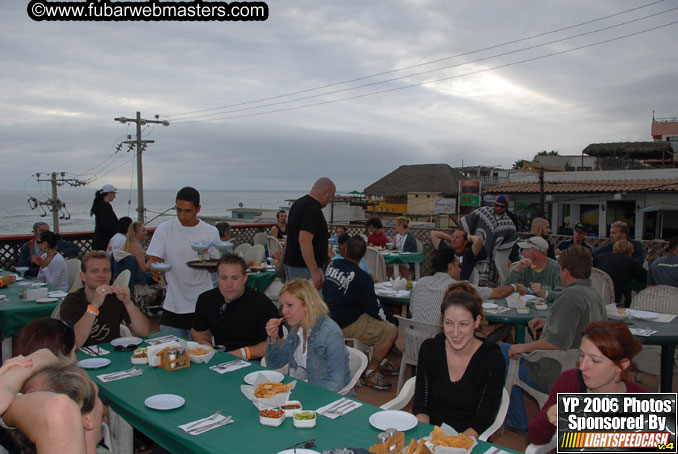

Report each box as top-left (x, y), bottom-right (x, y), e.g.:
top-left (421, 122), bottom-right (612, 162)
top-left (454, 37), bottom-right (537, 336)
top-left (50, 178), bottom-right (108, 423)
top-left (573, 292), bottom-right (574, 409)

top-left (270, 210), bottom-right (287, 240)
top-left (122, 222), bottom-right (151, 273)
top-left (33, 231), bottom-right (69, 292)
top-left (330, 225), bottom-right (347, 245)
top-left (14, 318), bottom-right (76, 360)
top-left (387, 216), bottom-right (417, 279)
top-left (412, 289), bottom-right (505, 438)
top-left (264, 279), bottom-right (351, 393)
top-left (529, 320), bottom-right (649, 445)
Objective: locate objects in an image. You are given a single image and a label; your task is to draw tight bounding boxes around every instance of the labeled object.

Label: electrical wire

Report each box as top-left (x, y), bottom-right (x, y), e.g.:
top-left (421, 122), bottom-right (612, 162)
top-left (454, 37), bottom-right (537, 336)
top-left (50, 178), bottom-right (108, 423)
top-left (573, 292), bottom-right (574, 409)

top-left (166, 0), bottom-right (672, 120)
top-left (172, 19), bottom-right (678, 125)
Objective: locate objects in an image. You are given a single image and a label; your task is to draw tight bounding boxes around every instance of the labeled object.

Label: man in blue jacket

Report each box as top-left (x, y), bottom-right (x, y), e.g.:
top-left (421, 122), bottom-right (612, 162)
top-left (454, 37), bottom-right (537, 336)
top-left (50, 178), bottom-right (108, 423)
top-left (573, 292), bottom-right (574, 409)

top-left (18, 222), bottom-right (80, 278)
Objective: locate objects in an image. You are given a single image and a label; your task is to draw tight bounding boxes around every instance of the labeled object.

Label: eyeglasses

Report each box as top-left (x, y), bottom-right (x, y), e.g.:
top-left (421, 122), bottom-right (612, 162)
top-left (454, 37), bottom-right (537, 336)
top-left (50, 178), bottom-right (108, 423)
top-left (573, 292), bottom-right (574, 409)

top-left (494, 204), bottom-right (507, 209)
top-left (284, 439), bottom-right (316, 452)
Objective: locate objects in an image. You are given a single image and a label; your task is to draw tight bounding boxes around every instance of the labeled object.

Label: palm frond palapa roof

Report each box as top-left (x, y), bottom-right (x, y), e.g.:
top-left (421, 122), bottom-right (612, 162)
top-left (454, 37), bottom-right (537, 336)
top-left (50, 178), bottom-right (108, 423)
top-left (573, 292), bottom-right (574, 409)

top-left (364, 164), bottom-right (464, 196)
top-left (583, 141), bottom-right (673, 159)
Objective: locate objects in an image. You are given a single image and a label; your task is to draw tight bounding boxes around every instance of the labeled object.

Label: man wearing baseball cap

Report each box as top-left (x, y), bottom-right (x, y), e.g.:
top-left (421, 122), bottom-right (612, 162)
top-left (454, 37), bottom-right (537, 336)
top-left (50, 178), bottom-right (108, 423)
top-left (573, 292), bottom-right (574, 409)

top-left (555, 222), bottom-right (593, 255)
top-left (505, 236), bottom-right (562, 302)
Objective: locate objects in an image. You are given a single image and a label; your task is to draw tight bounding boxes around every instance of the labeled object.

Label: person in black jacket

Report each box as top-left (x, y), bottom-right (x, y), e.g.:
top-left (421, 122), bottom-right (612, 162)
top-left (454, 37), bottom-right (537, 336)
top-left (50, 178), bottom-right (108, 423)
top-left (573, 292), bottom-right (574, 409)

top-left (89, 184), bottom-right (118, 251)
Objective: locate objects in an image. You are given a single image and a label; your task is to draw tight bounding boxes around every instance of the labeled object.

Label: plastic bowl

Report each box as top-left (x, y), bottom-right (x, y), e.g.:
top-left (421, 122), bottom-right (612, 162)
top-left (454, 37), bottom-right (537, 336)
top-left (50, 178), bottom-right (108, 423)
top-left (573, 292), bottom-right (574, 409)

top-left (535, 302), bottom-right (548, 311)
top-left (517, 307), bottom-right (530, 314)
top-left (292, 410), bottom-right (316, 428)
top-left (186, 341), bottom-right (215, 364)
top-left (281, 401), bottom-right (302, 417)
top-left (260, 409), bottom-right (285, 427)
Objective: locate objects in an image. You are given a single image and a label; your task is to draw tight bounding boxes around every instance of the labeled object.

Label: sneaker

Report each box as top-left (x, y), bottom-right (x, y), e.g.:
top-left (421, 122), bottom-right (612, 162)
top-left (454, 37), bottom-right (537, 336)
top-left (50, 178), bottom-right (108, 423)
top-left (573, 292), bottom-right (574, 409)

top-left (360, 371), bottom-right (392, 390)
top-left (378, 360), bottom-right (400, 376)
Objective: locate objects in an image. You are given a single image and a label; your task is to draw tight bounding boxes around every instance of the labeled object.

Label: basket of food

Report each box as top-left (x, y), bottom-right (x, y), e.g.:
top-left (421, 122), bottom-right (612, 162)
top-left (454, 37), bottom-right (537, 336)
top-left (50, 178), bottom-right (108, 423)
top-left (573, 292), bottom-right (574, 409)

top-left (186, 341), bottom-right (216, 364)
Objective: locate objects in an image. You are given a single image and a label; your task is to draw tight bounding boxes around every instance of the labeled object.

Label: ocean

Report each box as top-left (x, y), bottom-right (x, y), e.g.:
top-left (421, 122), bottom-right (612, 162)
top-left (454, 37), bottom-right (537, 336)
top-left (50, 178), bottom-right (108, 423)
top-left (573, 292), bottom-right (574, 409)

top-left (0, 188), bottom-right (306, 235)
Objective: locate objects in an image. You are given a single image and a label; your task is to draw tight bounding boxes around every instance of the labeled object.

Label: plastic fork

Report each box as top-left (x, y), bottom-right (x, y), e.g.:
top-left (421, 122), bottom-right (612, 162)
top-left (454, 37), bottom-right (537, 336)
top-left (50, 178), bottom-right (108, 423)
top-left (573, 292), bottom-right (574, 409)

top-left (183, 411), bottom-right (221, 431)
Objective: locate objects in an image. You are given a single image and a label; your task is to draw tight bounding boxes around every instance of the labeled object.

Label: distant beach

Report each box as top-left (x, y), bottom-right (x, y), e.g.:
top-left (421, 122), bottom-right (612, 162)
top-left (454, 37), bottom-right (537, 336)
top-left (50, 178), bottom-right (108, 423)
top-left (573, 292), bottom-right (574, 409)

top-left (0, 188), bottom-right (305, 235)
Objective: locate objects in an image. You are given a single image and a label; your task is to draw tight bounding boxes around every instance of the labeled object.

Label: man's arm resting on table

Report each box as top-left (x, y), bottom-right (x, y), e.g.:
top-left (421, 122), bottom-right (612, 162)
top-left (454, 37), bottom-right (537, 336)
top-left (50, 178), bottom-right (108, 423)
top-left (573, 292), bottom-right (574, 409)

top-left (227, 340), bottom-right (267, 360)
top-left (191, 329), bottom-right (214, 347)
top-left (507, 338), bottom-right (561, 359)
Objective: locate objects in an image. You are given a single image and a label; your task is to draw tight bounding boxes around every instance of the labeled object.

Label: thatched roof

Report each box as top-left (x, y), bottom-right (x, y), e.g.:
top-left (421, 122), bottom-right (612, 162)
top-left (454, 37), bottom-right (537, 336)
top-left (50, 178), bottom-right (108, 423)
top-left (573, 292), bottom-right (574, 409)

top-left (583, 141), bottom-right (673, 159)
top-left (364, 164), bottom-right (464, 196)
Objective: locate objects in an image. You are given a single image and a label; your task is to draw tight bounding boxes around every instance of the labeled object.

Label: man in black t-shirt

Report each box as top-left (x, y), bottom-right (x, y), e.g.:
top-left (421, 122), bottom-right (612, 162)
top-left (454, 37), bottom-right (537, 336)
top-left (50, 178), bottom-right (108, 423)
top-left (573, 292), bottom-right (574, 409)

top-left (192, 254), bottom-right (279, 360)
top-left (283, 177), bottom-right (336, 289)
top-left (431, 229), bottom-right (486, 281)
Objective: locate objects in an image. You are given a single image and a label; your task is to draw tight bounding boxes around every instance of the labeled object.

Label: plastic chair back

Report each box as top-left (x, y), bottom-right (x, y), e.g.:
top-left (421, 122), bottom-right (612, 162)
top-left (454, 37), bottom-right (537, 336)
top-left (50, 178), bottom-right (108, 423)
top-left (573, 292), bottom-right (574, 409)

top-left (234, 243), bottom-right (252, 257)
top-left (66, 258), bottom-right (82, 292)
top-left (590, 267), bottom-right (615, 306)
top-left (381, 376), bottom-right (416, 410)
top-left (338, 346), bottom-right (368, 395)
top-left (246, 244), bottom-right (266, 263)
top-left (364, 247), bottom-right (387, 282)
top-left (393, 315), bottom-right (441, 393)
top-left (253, 232), bottom-right (269, 246)
top-left (478, 387), bottom-right (509, 441)
top-left (267, 236), bottom-right (282, 253)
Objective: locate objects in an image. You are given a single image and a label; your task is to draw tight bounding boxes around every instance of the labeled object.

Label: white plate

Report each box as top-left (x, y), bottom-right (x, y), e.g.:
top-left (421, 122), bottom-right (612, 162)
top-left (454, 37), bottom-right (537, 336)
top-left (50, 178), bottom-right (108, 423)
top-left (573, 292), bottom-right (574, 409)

top-left (276, 450), bottom-right (321, 454)
top-left (482, 302), bottom-right (498, 310)
top-left (35, 297), bottom-right (58, 304)
top-left (627, 309), bottom-right (658, 320)
top-left (244, 370), bottom-right (284, 385)
top-left (369, 410), bottom-right (418, 431)
top-left (78, 358), bottom-right (111, 369)
top-left (111, 337), bottom-right (143, 347)
top-left (47, 291), bottom-right (69, 298)
top-left (144, 394), bottom-right (185, 410)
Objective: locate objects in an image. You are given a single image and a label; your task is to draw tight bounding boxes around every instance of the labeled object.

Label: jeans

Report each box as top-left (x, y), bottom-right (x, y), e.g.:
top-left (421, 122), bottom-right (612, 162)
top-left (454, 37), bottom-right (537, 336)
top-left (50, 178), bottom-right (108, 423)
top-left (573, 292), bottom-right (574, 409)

top-left (284, 265), bottom-right (323, 282)
top-left (159, 324), bottom-right (192, 340)
top-left (500, 343), bottom-right (548, 432)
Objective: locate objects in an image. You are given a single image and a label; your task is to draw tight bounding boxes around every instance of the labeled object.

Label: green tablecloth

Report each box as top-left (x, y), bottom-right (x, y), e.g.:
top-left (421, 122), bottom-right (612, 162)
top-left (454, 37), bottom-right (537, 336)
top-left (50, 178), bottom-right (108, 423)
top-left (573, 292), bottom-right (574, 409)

top-left (381, 252), bottom-right (425, 265)
top-left (0, 278), bottom-right (60, 338)
top-left (245, 271), bottom-right (277, 292)
top-left (80, 342), bottom-right (516, 454)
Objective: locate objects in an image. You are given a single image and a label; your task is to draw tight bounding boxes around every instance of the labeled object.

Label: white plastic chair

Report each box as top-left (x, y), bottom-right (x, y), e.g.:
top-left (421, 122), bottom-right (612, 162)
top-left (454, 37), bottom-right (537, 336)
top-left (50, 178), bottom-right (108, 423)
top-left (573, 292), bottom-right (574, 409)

top-left (505, 349), bottom-right (579, 409)
top-left (525, 434), bottom-right (557, 454)
top-left (364, 247), bottom-right (387, 282)
top-left (233, 243), bottom-right (252, 257)
top-left (394, 315), bottom-right (441, 394)
top-left (119, 324), bottom-right (132, 337)
top-left (590, 267), bottom-right (615, 306)
top-left (630, 285), bottom-right (678, 377)
top-left (66, 258), bottom-right (82, 292)
top-left (381, 376), bottom-right (416, 410)
top-left (245, 244), bottom-right (266, 263)
top-left (494, 241), bottom-right (516, 284)
top-left (345, 337), bottom-right (374, 361)
top-left (478, 387), bottom-right (510, 441)
top-left (338, 346), bottom-right (368, 395)
top-left (260, 355), bottom-right (289, 374)
top-left (253, 232), bottom-right (269, 246)
top-left (266, 236), bottom-right (282, 254)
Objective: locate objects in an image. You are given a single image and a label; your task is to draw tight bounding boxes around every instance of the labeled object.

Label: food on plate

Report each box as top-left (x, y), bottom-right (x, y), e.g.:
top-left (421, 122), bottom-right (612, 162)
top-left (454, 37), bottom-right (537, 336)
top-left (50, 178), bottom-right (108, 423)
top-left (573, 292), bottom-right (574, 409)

top-left (369, 432), bottom-right (404, 454)
top-left (404, 439), bottom-right (432, 454)
top-left (430, 426), bottom-right (474, 449)
top-left (254, 381), bottom-right (293, 399)
top-left (293, 411), bottom-right (315, 420)
top-left (281, 402), bottom-right (301, 410)
top-left (259, 408), bottom-right (284, 419)
top-left (618, 308), bottom-right (627, 316)
top-left (132, 348), bottom-right (147, 358)
top-left (188, 346), bottom-right (212, 356)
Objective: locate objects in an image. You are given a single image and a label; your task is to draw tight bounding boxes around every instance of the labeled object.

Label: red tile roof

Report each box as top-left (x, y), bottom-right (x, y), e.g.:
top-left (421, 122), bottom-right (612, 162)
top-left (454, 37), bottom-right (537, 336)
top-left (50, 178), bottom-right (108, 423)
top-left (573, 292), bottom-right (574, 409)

top-left (487, 178), bottom-right (678, 194)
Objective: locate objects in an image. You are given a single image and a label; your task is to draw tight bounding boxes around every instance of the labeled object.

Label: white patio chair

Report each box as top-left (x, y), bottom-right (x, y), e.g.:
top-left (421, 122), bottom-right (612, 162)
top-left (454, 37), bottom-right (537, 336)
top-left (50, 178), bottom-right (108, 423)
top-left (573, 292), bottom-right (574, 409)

top-left (590, 267), bottom-right (615, 306)
top-left (381, 376), bottom-right (416, 410)
top-left (525, 434), bottom-right (557, 454)
top-left (364, 247), bottom-right (387, 282)
top-left (233, 243), bottom-right (252, 257)
top-left (245, 244), bottom-right (266, 263)
top-left (494, 240), bottom-right (516, 284)
top-left (338, 346), bottom-right (368, 395)
top-left (478, 387), bottom-right (510, 441)
top-left (630, 285), bottom-right (678, 377)
top-left (505, 349), bottom-right (579, 409)
top-left (393, 315), bottom-right (441, 394)
top-left (345, 337), bottom-right (374, 362)
top-left (266, 236), bottom-right (282, 254)
top-left (253, 232), bottom-right (269, 246)
top-left (66, 258), bottom-right (82, 292)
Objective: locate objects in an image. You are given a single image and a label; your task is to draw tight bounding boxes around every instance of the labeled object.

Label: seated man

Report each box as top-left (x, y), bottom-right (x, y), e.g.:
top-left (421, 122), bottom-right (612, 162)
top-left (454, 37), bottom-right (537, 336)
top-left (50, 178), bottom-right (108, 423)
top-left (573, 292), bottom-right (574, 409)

top-left (192, 254), bottom-right (279, 360)
top-left (18, 222), bottom-right (80, 279)
top-left (322, 235), bottom-right (398, 391)
top-left (0, 349), bottom-right (87, 454)
top-left (330, 233), bottom-right (370, 275)
top-left (59, 251), bottom-right (150, 348)
top-left (411, 248), bottom-right (525, 325)
top-left (216, 222), bottom-right (232, 242)
top-left (594, 221), bottom-right (646, 266)
top-left (501, 246), bottom-right (607, 434)
top-left (555, 222), bottom-right (594, 255)
top-left (366, 216), bottom-right (389, 248)
top-left (505, 236), bottom-right (562, 302)
top-left (649, 236), bottom-right (678, 287)
top-left (431, 229), bottom-right (487, 281)
top-left (593, 240), bottom-right (646, 305)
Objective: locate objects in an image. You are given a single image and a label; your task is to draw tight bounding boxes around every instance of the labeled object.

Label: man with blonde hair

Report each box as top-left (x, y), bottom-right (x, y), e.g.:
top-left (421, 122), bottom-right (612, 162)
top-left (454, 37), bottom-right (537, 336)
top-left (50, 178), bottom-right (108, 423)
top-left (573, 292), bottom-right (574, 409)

top-left (594, 221), bottom-right (646, 265)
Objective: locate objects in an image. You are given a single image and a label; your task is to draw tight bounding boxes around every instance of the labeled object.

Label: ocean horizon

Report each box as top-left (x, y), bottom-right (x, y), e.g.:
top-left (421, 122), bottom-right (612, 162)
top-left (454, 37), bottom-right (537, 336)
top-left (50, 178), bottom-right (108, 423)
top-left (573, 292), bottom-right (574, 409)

top-left (0, 188), bottom-right (307, 235)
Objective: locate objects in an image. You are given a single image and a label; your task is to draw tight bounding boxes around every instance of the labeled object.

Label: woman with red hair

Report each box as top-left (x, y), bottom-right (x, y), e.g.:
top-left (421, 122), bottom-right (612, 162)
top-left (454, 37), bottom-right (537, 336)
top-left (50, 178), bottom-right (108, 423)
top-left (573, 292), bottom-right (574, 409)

top-left (529, 320), bottom-right (649, 445)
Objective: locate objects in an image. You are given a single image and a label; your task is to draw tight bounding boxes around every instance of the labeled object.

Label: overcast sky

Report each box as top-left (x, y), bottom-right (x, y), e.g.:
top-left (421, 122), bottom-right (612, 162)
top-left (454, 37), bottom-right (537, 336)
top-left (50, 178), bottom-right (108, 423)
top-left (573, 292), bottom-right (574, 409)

top-left (2, 0), bottom-right (677, 193)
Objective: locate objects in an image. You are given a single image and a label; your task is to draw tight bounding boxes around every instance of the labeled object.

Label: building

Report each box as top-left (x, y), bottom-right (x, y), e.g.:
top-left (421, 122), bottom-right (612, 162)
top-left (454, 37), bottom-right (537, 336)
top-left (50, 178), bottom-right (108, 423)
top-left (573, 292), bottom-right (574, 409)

top-left (651, 114), bottom-right (678, 153)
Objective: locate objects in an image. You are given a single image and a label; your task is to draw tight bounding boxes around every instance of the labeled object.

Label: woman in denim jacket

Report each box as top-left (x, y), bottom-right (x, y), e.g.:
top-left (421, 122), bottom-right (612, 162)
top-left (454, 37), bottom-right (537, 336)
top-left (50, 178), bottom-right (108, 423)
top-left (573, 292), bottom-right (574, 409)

top-left (265, 279), bottom-right (351, 393)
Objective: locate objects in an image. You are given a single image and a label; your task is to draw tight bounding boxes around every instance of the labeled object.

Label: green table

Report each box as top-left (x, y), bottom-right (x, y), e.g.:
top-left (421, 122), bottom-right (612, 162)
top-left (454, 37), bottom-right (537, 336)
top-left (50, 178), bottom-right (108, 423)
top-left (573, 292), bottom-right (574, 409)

top-left (381, 252), bottom-right (425, 280)
top-left (245, 271), bottom-right (277, 293)
top-left (80, 341), bottom-right (516, 454)
top-left (0, 276), bottom-right (61, 360)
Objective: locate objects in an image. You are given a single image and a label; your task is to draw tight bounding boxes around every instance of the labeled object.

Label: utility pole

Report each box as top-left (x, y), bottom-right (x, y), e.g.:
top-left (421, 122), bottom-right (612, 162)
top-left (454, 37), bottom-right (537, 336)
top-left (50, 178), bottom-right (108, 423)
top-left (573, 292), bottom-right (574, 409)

top-left (30, 172), bottom-right (87, 233)
top-left (114, 112), bottom-right (169, 223)
top-left (539, 167), bottom-right (545, 218)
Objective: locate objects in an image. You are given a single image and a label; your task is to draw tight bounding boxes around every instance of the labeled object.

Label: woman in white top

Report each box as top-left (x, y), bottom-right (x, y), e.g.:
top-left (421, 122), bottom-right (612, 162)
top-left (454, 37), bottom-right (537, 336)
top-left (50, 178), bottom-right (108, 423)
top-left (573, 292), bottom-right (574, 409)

top-left (33, 231), bottom-right (69, 292)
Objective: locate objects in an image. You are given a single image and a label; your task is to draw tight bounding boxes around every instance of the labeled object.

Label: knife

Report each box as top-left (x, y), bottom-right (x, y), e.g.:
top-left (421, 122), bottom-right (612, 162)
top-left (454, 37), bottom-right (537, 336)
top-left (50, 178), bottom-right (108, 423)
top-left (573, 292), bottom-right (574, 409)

top-left (189, 416), bottom-right (232, 435)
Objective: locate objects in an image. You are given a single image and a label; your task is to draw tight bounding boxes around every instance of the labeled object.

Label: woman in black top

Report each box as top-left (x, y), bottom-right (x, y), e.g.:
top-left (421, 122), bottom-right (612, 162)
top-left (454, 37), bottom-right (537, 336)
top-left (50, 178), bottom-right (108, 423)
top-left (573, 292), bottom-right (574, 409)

top-left (412, 289), bottom-right (505, 438)
top-left (90, 184), bottom-right (118, 251)
top-left (270, 210), bottom-right (287, 240)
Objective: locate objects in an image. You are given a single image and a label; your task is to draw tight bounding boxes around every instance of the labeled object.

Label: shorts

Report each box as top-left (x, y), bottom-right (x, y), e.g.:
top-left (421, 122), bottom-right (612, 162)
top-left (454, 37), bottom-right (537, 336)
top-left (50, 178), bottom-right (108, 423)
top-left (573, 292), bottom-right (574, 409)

top-left (342, 313), bottom-right (395, 346)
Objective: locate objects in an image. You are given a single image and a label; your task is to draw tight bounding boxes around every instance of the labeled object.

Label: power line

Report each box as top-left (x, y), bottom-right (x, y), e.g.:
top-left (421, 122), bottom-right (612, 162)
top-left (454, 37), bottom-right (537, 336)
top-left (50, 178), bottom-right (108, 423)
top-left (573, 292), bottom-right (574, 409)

top-left (166, 0), bottom-right (669, 120)
top-left (172, 19), bottom-right (678, 124)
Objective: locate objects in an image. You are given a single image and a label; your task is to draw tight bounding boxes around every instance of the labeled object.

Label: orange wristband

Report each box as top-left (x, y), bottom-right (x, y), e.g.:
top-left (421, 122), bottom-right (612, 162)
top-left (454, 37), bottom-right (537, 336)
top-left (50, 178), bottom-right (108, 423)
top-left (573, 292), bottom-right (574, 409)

top-left (87, 305), bottom-right (100, 316)
top-left (244, 346), bottom-right (251, 360)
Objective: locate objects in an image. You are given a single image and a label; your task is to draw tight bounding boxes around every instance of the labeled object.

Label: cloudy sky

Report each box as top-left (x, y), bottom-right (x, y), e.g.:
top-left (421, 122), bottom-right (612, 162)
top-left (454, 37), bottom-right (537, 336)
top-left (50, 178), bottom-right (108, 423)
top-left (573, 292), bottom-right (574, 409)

top-left (2, 0), bottom-right (677, 193)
